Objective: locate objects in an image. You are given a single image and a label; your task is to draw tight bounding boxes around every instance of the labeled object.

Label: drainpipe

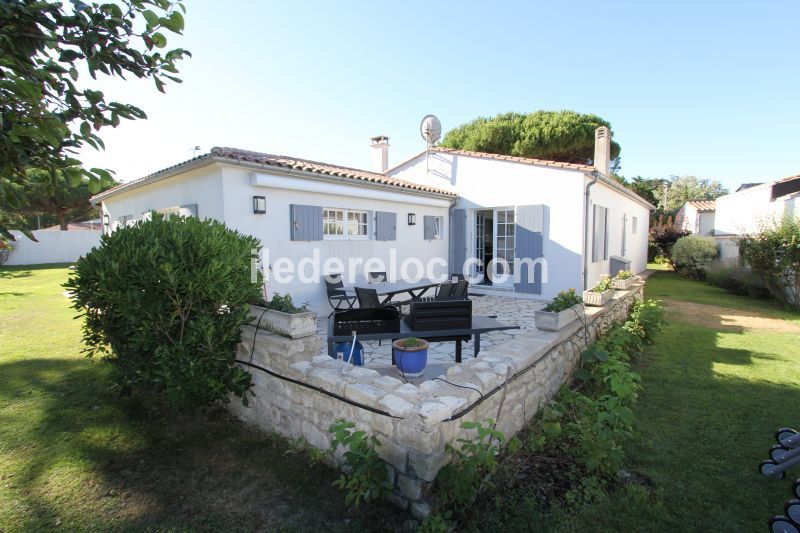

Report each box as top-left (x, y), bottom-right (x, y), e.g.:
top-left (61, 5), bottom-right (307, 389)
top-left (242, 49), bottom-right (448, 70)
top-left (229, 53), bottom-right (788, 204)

top-left (582, 170), bottom-right (600, 290)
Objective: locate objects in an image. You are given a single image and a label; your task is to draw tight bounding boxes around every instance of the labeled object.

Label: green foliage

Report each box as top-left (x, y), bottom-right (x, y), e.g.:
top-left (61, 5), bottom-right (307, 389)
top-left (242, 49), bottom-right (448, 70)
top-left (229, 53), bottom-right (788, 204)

top-left (614, 270), bottom-right (634, 280)
top-left (705, 259), bottom-right (769, 299)
top-left (401, 336), bottom-right (422, 348)
top-left (2, 168), bottom-right (115, 231)
top-left (740, 217), bottom-right (800, 309)
top-left (436, 419), bottom-right (505, 513)
top-left (258, 292), bottom-right (307, 314)
top-left (441, 110), bottom-right (621, 166)
top-left (418, 512), bottom-right (451, 532)
top-left (0, 0), bottom-right (190, 237)
top-left (649, 214), bottom-right (690, 264)
top-left (671, 236), bottom-right (719, 280)
top-left (328, 419), bottom-right (392, 508)
top-left (591, 274), bottom-right (614, 292)
top-left (533, 299), bottom-right (665, 474)
top-left (545, 288), bottom-right (582, 312)
top-left (64, 213), bottom-right (260, 413)
top-left (663, 175), bottom-right (728, 213)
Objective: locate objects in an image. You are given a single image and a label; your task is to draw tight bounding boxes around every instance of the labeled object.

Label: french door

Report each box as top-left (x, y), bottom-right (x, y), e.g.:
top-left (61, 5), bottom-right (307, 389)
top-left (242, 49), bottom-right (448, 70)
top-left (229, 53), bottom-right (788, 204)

top-left (493, 208), bottom-right (515, 285)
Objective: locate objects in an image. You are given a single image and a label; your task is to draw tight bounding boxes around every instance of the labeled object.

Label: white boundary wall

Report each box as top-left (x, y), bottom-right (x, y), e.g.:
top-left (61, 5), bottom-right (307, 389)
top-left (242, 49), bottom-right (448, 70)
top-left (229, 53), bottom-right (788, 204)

top-left (5, 230), bottom-right (101, 266)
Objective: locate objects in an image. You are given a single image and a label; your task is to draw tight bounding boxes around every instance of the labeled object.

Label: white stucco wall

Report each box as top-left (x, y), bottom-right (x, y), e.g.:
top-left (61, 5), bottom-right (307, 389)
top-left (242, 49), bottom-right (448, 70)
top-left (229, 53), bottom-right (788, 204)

top-left (390, 152), bottom-right (651, 297)
top-left (714, 184), bottom-right (786, 236)
top-left (218, 165), bottom-right (452, 311)
top-left (698, 212), bottom-right (715, 236)
top-left (5, 230), bottom-right (102, 265)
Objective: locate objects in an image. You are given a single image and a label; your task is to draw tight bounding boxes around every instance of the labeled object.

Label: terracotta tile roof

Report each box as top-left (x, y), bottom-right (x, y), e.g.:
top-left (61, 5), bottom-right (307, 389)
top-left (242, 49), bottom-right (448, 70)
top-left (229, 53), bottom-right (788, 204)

top-left (430, 147), bottom-right (596, 172)
top-left (686, 200), bottom-right (716, 211)
top-left (93, 147), bottom-right (456, 202)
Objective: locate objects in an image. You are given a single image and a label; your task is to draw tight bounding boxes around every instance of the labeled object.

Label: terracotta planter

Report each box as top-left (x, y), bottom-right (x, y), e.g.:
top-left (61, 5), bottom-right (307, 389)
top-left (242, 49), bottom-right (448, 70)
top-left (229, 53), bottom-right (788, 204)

top-left (582, 289), bottom-right (614, 307)
top-left (392, 338), bottom-right (429, 377)
top-left (535, 304), bottom-right (583, 331)
top-left (612, 277), bottom-right (636, 291)
top-left (248, 304), bottom-right (317, 339)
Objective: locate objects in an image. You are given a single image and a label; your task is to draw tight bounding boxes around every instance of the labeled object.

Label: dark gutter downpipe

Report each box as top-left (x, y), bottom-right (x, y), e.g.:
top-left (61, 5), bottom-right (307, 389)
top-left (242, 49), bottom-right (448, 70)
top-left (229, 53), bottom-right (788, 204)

top-left (583, 170), bottom-right (600, 289)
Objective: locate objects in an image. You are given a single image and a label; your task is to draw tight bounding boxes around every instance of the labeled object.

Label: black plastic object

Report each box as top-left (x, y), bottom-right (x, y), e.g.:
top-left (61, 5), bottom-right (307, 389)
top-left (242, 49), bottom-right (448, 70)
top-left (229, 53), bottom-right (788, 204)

top-left (333, 307), bottom-right (400, 336)
top-left (406, 298), bottom-right (472, 331)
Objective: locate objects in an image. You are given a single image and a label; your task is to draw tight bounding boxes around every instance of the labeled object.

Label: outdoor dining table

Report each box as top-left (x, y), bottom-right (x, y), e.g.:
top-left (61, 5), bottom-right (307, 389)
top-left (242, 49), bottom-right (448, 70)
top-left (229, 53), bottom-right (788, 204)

top-left (327, 315), bottom-right (519, 364)
top-left (341, 279), bottom-right (441, 305)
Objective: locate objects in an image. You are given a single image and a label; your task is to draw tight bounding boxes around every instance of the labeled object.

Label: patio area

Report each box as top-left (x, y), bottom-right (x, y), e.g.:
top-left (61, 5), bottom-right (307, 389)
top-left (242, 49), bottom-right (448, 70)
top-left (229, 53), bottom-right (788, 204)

top-left (316, 294), bottom-right (547, 371)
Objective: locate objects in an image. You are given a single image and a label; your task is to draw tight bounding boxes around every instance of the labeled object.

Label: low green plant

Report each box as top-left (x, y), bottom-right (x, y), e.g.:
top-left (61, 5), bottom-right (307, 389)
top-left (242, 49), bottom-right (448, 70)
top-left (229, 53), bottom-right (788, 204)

top-left (436, 419), bottom-right (505, 513)
top-left (671, 235), bottom-right (719, 280)
top-left (614, 270), bottom-right (634, 280)
top-left (705, 259), bottom-right (769, 298)
top-left (545, 288), bottom-right (582, 312)
top-left (400, 337), bottom-right (422, 348)
top-left (254, 292), bottom-right (308, 313)
top-left (64, 213), bottom-right (259, 413)
top-left (328, 419), bottom-right (392, 508)
top-left (591, 274), bottom-right (614, 292)
top-left (418, 512), bottom-right (451, 532)
top-left (740, 217), bottom-right (800, 309)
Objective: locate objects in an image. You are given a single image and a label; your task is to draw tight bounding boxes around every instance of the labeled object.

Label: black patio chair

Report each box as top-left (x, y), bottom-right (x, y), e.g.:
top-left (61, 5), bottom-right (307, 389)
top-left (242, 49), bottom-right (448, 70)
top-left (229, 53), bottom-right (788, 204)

top-left (451, 279), bottom-right (469, 299)
top-left (436, 281), bottom-right (455, 300)
top-left (451, 273), bottom-right (466, 282)
top-left (325, 274), bottom-right (356, 318)
top-left (367, 271), bottom-right (387, 284)
top-left (355, 286), bottom-right (382, 308)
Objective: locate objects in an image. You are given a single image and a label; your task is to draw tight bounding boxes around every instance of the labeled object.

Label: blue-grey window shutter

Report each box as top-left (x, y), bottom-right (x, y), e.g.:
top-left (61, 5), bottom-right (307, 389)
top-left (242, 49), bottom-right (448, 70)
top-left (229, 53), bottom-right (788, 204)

top-left (290, 204), bottom-right (322, 241)
top-left (375, 211), bottom-right (396, 241)
top-left (603, 207), bottom-right (609, 260)
top-left (451, 209), bottom-right (467, 274)
top-left (514, 205), bottom-right (545, 294)
top-left (592, 204), bottom-right (608, 263)
top-left (423, 216), bottom-right (435, 240)
top-left (180, 204), bottom-right (198, 218)
top-left (621, 214), bottom-right (627, 256)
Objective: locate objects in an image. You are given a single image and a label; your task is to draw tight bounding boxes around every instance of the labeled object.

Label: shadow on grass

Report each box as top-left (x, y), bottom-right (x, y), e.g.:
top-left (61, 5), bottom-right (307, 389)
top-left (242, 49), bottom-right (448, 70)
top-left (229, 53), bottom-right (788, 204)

top-left (0, 263), bottom-right (73, 278)
top-left (0, 357), bottom-right (405, 531)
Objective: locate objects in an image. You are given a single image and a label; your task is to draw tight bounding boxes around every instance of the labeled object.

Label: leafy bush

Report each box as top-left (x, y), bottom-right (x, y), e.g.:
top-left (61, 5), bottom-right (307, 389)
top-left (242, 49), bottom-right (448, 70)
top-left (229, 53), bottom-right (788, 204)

top-left (705, 259), bottom-right (769, 298)
top-left (328, 419), bottom-right (392, 508)
top-left (65, 213), bottom-right (260, 413)
top-left (590, 274), bottom-right (613, 292)
top-left (649, 214), bottom-right (690, 264)
top-left (436, 419), bottom-right (505, 513)
top-left (671, 235), bottom-right (718, 279)
top-left (545, 288), bottom-right (582, 312)
top-left (740, 217), bottom-right (800, 309)
top-left (254, 292), bottom-right (308, 313)
top-left (614, 270), bottom-right (634, 280)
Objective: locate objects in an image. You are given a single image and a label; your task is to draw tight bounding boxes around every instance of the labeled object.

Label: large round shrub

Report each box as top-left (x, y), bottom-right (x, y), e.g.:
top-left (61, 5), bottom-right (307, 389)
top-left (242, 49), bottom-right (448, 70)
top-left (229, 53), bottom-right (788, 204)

top-left (671, 236), bottom-right (718, 279)
top-left (740, 217), bottom-right (800, 309)
top-left (65, 213), bottom-right (261, 412)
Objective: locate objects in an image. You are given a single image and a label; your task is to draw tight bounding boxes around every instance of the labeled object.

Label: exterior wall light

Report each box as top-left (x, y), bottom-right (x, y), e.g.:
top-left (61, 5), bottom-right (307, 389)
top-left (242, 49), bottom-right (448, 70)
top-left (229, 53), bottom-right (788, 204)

top-left (253, 196), bottom-right (266, 214)
top-left (102, 213), bottom-right (110, 227)
top-left (408, 213), bottom-right (416, 225)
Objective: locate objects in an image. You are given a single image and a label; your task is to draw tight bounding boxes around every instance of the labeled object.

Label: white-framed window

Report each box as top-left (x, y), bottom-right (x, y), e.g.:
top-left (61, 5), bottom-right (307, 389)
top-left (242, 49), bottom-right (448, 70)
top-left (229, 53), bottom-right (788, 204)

top-left (323, 208), bottom-right (369, 239)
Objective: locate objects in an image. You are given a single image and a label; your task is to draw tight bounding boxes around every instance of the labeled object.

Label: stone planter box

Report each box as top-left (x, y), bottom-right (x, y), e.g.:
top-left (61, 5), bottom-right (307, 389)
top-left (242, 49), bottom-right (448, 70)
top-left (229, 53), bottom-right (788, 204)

top-left (248, 304), bottom-right (317, 339)
top-left (534, 304), bottom-right (583, 331)
top-left (612, 277), bottom-right (636, 291)
top-left (582, 289), bottom-right (614, 307)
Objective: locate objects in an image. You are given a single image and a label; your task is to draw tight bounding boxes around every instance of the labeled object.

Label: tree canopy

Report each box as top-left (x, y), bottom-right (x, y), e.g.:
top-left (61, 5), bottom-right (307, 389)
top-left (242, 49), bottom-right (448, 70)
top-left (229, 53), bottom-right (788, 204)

top-left (616, 175), bottom-right (728, 214)
top-left (440, 110), bottom-right (621, 166)
top-left (0, 0), bottom-right (190, 238)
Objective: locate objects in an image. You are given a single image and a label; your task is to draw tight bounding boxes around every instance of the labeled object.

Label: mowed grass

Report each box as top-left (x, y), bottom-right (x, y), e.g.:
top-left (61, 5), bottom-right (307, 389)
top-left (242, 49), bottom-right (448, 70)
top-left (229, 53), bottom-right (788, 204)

top-left (556, 270), bottom-right (800, 532)
top-left (0, 265), bottom-right (403, 532)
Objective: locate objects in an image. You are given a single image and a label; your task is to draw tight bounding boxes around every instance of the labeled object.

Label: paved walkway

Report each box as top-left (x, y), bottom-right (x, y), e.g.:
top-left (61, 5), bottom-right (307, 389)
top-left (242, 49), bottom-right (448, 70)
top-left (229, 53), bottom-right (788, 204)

top-left (317, 295), bottom-right (546, 367)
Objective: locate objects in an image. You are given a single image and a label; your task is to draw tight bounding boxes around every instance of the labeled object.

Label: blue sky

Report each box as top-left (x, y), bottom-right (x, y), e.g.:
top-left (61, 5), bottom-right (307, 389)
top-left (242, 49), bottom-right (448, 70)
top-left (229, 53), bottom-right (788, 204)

top-left (79, 0), bottom-right (800, 191)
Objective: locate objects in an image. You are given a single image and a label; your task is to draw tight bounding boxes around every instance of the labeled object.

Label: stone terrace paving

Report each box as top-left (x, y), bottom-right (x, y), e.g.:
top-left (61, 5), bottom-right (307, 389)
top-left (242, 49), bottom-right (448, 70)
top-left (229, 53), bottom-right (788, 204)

top-left (316, 294), bottom-right (547, 369)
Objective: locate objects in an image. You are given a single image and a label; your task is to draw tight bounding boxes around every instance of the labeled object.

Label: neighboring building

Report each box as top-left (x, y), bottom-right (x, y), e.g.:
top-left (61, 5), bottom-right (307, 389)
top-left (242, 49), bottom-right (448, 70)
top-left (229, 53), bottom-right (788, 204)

top-left (92, 127), bottom-right (654, 311)
top-left (675, 200), bottom-right (716, 236)
top-left (714, 173), bottom-right (800, 260)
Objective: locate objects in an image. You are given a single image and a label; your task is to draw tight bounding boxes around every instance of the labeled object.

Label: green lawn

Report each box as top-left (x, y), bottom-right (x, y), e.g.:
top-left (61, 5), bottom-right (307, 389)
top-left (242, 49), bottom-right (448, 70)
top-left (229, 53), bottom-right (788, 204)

top-left (556, 270), bottom-right (800, 531)
top-left (0, 265), bottom-right (403, 532)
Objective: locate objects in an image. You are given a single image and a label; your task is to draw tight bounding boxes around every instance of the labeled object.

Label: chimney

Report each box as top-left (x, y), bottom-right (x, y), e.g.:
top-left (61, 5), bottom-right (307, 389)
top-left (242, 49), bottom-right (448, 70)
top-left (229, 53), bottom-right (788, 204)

top-left (370, 135), bottom-right (389, 173)
top-left (594, 126), bottom-right (611, 176)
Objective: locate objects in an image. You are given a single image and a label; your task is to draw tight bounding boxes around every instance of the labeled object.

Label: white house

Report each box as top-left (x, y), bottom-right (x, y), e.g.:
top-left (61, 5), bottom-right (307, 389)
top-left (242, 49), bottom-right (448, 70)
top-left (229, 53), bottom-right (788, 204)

top-left (92, 126), bottom-right (653, 311)
top-left (714, 174), bottom-right (800, 260)
top-left (675, 200), bottom-right (716, 236)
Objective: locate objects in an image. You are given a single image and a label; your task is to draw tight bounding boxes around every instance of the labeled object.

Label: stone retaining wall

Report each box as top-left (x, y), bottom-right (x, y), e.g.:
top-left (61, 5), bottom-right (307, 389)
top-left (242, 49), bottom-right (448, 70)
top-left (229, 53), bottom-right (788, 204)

top-left (228, 282), bottom-right (645, 518)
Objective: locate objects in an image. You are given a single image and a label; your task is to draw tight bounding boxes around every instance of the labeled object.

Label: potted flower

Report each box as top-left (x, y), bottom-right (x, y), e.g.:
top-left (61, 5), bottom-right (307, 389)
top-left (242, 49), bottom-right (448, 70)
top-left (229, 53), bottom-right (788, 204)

top-left (392, 337), bottom-right (429, 377)
top-left (249, 293), bottom-right (317, 339)
top-left (534, 289), bottom-right (583, 331)
top-left (612, 270), bottom-right (637, 290)
top-left (583, 275), bottom-right (614, 307)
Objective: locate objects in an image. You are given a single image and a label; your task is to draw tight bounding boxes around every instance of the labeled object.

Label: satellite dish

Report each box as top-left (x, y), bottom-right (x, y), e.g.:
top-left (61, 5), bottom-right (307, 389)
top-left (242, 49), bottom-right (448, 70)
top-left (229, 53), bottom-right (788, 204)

top-left (419, 114), bottom-right (442, 147)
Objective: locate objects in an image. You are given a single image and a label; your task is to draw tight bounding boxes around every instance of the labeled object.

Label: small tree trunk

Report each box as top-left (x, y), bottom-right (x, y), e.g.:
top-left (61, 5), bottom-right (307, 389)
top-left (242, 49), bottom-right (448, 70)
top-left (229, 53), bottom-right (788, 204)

top-left (58, 211), bottom-right (68, 231)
